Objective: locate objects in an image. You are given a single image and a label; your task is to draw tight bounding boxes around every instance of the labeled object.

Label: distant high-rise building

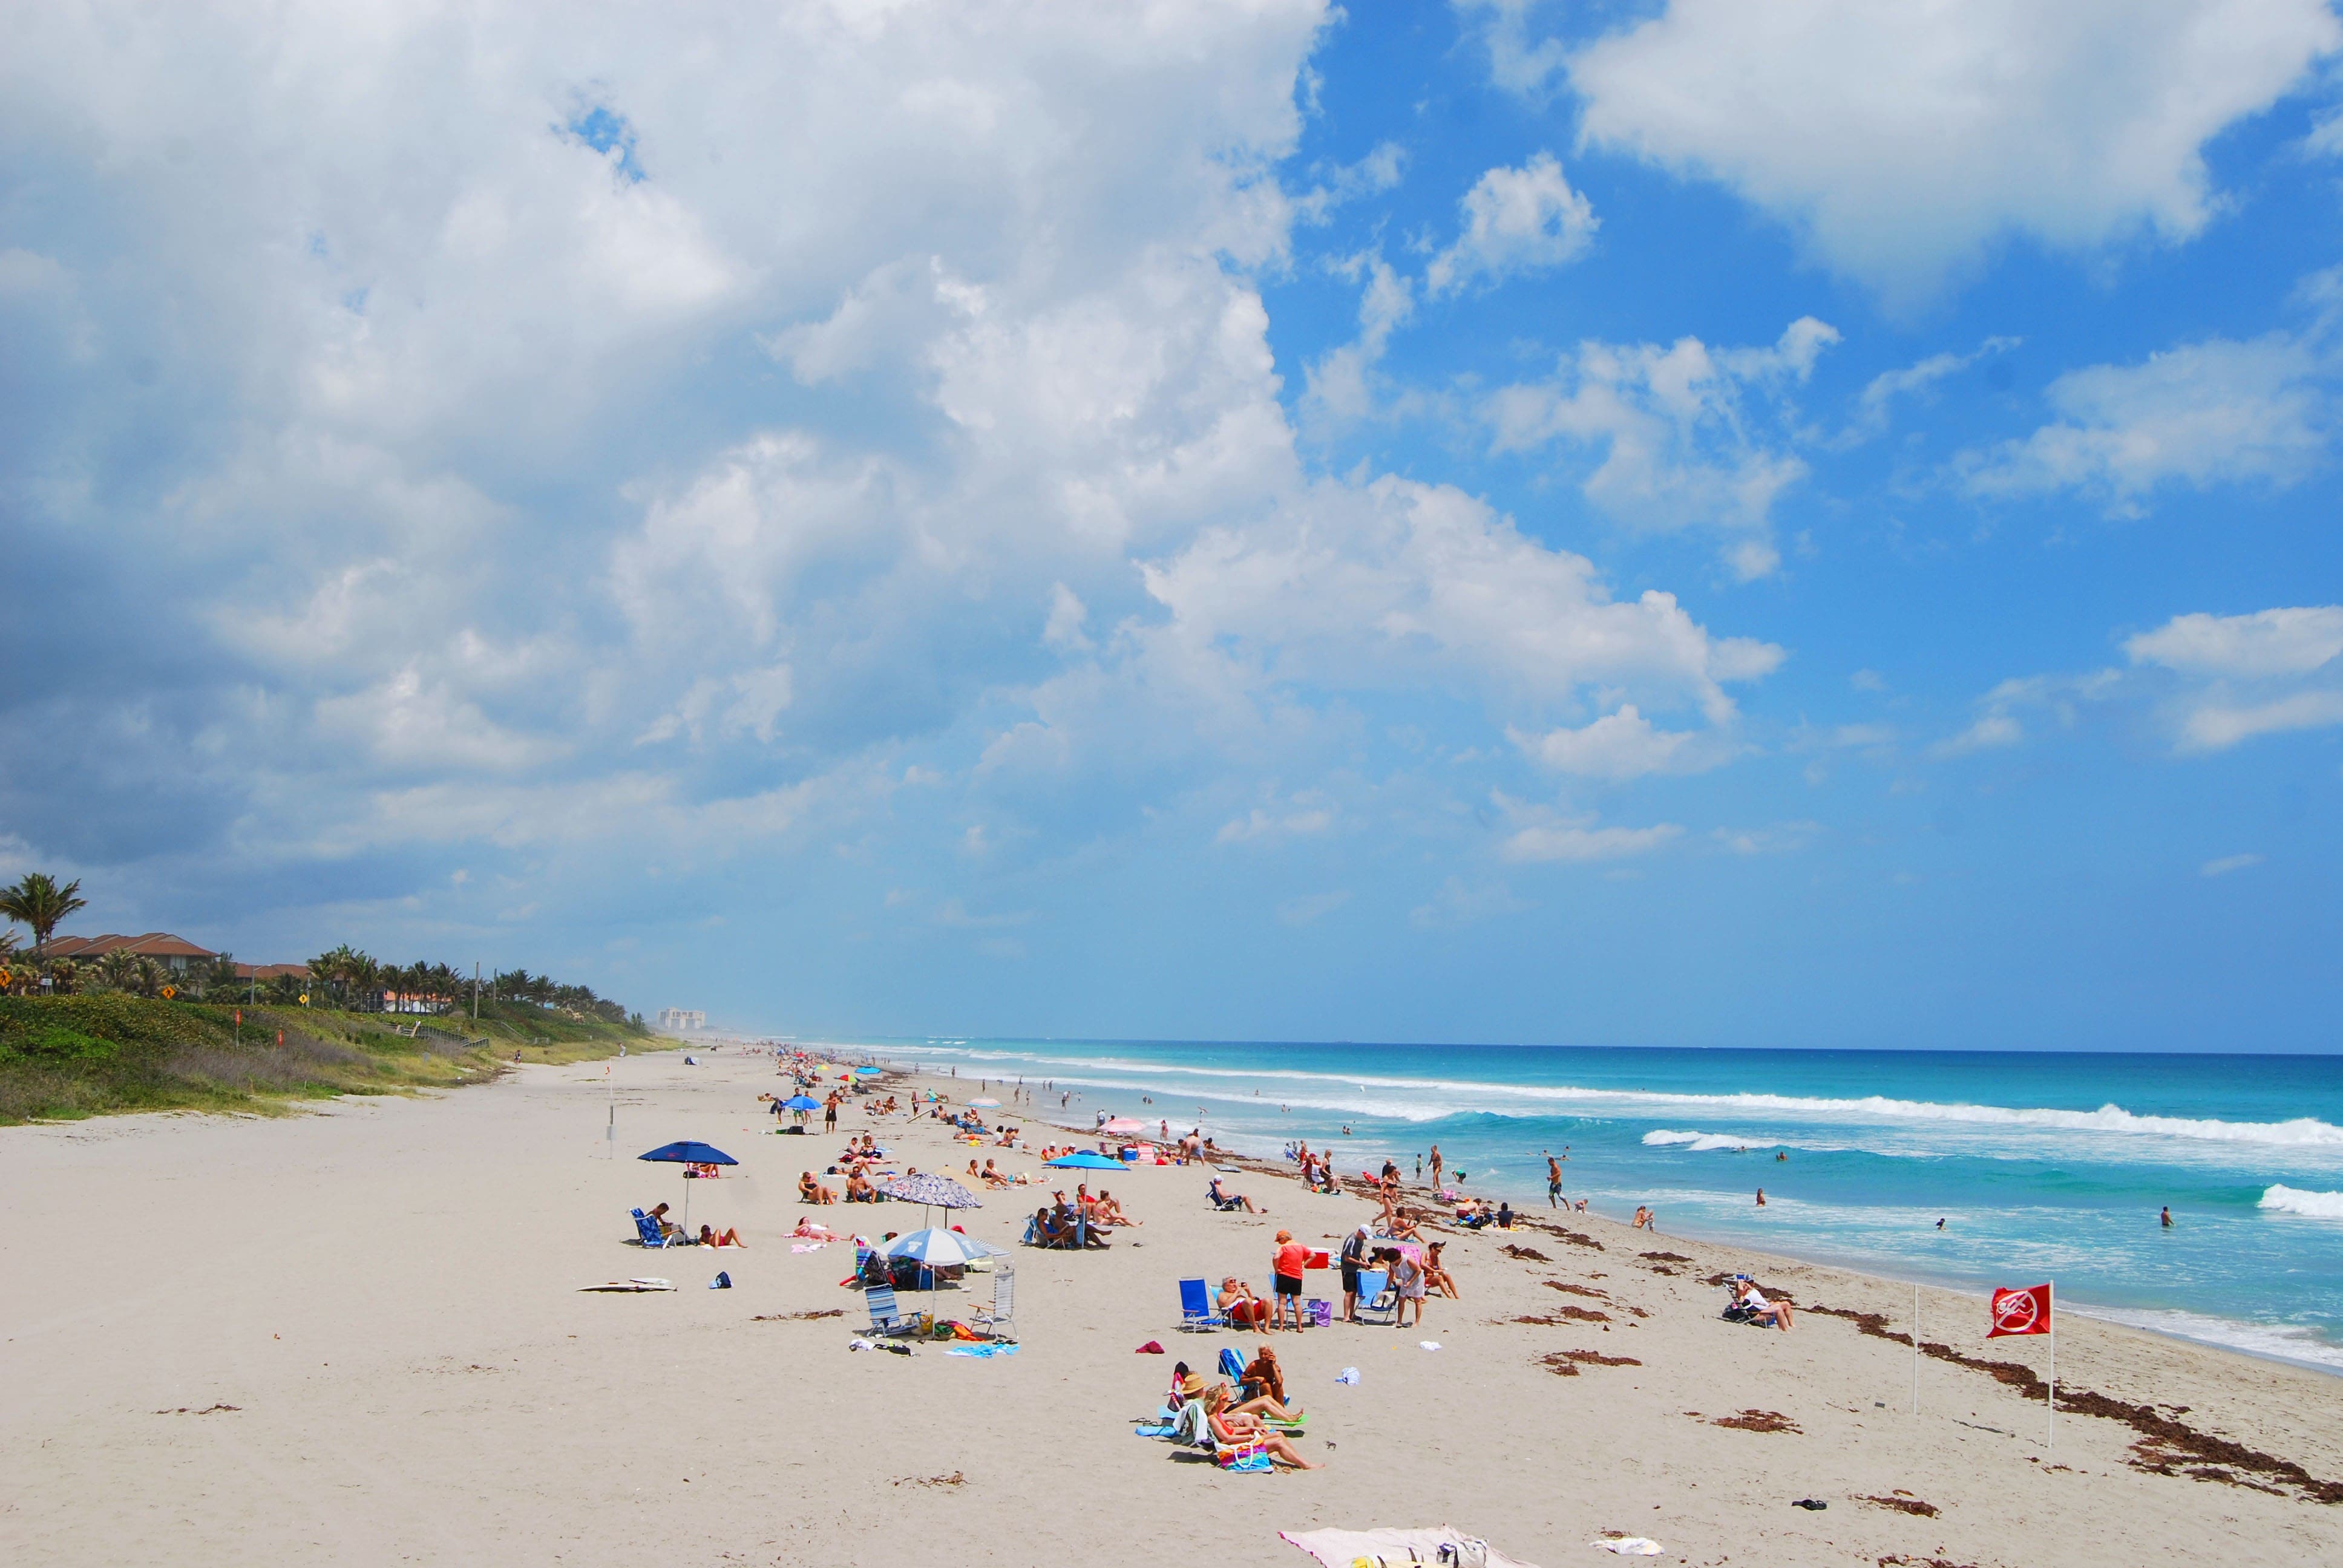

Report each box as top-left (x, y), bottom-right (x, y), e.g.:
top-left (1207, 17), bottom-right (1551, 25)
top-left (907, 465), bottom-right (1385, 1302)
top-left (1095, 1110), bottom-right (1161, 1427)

top-left (657, 1008), bottom-right (707, 1032)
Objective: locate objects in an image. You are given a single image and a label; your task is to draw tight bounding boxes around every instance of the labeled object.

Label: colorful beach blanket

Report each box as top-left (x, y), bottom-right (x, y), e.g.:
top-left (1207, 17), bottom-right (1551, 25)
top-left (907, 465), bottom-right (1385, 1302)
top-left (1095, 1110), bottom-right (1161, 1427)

top-left (943, 1342), bottom-right (1018, 1358)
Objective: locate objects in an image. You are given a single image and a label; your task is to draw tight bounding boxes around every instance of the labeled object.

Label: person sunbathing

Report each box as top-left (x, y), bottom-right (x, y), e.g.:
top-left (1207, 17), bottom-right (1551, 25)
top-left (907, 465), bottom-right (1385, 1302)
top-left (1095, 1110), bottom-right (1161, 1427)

top-left (1208, 1177), bottom-right (1259, 1213)
top-left (844, 1172), bottom-right (876, 1202)
top-left (1737, 1282), bottom-right (1793, 1331)
top-left (1386, 1207), bottom-right (1423, 1241)
top-left (1423, 1240), bottom-right (1458, 1299)
top-left (1093, 1189), bottom-right (1140, 1226)
top-left (1202, 1388), bottom-right (1318, 1467)
top-left (696, 1224), bottom-right (747, 1247)
top-left (979, 1159), bottom-right (1014, 1187)
top-left (790, 1217), bottom-right (836, 1241)
top-left (1239, 1345), bottom-right (1291, 1410)
top-left (1217, 1276), bottom-right (1270, 1329)
top-left (645, 1202), bottom-right (689, 1241)
top-left (798, 1172), bottom-right (837, 1204)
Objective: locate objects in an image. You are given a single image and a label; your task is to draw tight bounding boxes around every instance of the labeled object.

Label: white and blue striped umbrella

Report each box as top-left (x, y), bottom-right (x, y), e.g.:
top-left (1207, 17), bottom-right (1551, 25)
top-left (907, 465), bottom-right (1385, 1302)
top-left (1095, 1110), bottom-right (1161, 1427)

top-left (878, 1227), bottom-right (991, 1266)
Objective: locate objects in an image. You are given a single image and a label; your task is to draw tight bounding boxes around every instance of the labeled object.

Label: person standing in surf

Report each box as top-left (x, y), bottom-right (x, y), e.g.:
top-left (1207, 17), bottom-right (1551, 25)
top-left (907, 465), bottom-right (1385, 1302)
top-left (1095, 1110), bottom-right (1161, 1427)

top-left (1428, 1144), bottom-right (1443, 1192)
top-left (1547, 1153), bottom-right (1564, 1208)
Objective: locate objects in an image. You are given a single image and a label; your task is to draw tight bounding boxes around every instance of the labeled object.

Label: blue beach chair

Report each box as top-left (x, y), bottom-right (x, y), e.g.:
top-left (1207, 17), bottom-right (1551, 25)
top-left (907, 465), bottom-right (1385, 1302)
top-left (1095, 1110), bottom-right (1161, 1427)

top-left (864, 1284), bottom-right (914, 1337)
top-left (631, 1208), bottom-right (675, 1247)
top-left (1178, 1277), bottom-right (1229, 1332)
top-left (1354, 1269), bottom-right (1395, 1325)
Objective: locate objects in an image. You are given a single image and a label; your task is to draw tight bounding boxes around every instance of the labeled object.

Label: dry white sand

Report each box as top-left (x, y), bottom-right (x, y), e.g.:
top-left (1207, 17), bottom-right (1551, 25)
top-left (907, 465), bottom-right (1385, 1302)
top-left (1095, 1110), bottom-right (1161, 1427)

top-left (5, 1046), bottom-right (2341, 1566)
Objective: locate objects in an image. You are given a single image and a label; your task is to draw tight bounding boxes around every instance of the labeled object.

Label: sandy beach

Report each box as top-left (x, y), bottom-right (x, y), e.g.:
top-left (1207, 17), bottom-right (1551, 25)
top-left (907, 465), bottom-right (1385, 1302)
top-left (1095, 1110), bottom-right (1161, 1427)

top-left (6, 1046), bottom-right (2341, 1567)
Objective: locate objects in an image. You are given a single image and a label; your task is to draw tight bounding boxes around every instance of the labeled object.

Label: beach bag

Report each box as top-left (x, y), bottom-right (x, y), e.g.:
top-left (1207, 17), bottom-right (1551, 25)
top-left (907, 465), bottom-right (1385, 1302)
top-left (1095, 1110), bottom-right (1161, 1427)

top-left (1306, 1298), bottom-right (1332, 1327)
top-left (1438, 1541), bottom-right (1489, 1568)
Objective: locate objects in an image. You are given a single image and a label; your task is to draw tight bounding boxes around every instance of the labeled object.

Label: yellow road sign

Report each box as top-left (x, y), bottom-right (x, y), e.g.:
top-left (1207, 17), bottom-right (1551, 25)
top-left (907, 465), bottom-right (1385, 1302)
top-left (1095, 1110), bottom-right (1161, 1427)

top-left (160, 985), bottom-right (177, 1000)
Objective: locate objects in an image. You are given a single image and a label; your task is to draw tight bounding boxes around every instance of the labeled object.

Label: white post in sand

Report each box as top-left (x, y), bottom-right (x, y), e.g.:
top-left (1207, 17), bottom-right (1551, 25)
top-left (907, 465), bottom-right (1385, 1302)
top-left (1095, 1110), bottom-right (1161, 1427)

top-left (1912, 1281), bottom-right (1920, 1416)
top-left (2047, 1282), bottom-right (2056, 1456)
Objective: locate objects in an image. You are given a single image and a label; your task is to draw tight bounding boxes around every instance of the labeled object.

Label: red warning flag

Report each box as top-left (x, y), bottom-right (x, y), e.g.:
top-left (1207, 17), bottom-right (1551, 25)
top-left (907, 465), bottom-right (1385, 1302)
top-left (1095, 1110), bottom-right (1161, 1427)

top-left (1988, 1283), bottom-right (2052, 1338)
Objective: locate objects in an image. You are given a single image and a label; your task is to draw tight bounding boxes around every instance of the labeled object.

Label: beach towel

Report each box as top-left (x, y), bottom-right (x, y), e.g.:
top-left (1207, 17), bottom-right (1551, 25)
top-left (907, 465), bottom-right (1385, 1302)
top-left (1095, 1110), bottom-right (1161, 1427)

top-left (1590, 1541), bottom-right (1663, 1557)
top-left (943, 1342), bottom-right (1017, 1358)
top-left (1278, 1528), bottom-right (1538, 1568)
top-left (577, 1278), bottom-right (676, 1293)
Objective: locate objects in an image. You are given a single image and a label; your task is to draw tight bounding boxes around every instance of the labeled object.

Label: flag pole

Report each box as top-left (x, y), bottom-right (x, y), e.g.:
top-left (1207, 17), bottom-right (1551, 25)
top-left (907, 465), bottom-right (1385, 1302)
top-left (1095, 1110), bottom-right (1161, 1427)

top-left (1912, 1280), bottom-right (1920, 1416)
top-left (2047, 1281), bottom-right (2056, 1456)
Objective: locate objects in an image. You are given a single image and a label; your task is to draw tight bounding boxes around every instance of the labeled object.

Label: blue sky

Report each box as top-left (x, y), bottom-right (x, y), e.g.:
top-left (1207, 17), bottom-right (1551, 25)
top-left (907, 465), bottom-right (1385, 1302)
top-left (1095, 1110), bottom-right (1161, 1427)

top-left (2, 1), bottom-right (2340, 1050)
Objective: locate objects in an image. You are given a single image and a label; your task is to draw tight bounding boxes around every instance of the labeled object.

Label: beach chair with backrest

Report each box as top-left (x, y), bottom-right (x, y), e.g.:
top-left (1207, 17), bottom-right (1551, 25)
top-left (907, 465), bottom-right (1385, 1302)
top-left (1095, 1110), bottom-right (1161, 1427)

top-left (975, 1269), bottom-right (1017, 1342)
top-left (1178, 1277), bottom-right (1230, 1332)
top-left (863, 1284), bottom-right (915, 1337)
top-left (631, 1208), bottom-right (674, 1247)
top-left (1208, 1178), bottom-right (1245, 1211)
top-left (1354, 1268), bottom-right (1396, 1325)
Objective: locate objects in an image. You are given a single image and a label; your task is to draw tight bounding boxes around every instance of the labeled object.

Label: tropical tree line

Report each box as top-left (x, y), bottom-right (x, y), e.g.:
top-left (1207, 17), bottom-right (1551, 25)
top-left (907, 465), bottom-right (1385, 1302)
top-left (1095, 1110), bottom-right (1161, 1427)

top-left (0, 873), bottom-right (640, 1026)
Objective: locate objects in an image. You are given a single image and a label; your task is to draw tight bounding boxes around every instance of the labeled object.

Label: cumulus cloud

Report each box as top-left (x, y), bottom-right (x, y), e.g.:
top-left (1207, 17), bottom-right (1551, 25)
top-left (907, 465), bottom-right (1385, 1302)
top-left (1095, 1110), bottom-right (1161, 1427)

top-left (1508, 705), bottom-right (1719, 782)
top-left (1552, 0), bottom-right (2342, 304)
top-left (1425, 152), bottom-right (1597, 296)
top-left (1501, 812), bottom-right (1682, 864)
top-left (1958, 335), bottom-right (2330, 512)
top-left (1484, 317), bottom-right (1838, 578)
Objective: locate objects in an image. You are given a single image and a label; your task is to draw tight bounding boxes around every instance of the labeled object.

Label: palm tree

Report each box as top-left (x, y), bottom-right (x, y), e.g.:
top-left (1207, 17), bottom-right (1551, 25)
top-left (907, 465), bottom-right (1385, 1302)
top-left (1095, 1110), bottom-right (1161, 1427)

top-left (134, 956), bottom-right (166, 997)
top-left (99, 950), bottom-right (141, 992)
top-left (0, 873), bottom-right (88, 957)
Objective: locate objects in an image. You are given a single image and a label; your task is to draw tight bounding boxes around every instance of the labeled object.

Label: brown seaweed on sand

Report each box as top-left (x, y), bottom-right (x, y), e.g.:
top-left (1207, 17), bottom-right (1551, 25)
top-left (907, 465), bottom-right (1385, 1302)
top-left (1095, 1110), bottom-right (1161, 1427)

top-left (1708, 1408), bottom-right (1800, 1433)
top-left (1498, 1243), bottom-right (1550, 1262)
top-left (752, 1308), bottom-right (845, 1321)
top-left (1806, 1304), bottom-right (2343, 1504)
top-left (1861, 1492), bottom-right (1940, 1518)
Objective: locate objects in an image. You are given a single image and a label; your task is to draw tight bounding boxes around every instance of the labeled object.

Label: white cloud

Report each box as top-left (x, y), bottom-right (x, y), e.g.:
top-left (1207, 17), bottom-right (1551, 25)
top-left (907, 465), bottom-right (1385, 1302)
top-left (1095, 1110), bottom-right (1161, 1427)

top-left (2177, 691), bottom-right (2343, 752)
top-left (1502, 818), bottom-right (1682, 864)
top-left (2125, 606), bottom-right (2343, 678)
top-left (2121, 606), bottom-right (2343, 752)
top-left (1301, 253), bottom-right (1416, 428)
top-left (2201, 852), bottom-right (2264, 877)
top-left (1291, 140), bottom-right (1407, 226)
top-left (1931, 671), bottom-right (2120, 759)
top-left (1139, 475), bottom-right (1784, 725)
top-left (1509, 705), bottom-right (1720, 782)
top-left (1959, 335), bottom-right (2329, 512)
top-left (1484, 316), bottom-right (1838, 577)
top-left (1557, 0), bottom-right (2342, 304)
top-left (1425, 152), bottom-right (1597, 296)
top-left (1843, 337), bottom-right (2020, 443)
top-left (1043, 583), bottom-right (1094, 654)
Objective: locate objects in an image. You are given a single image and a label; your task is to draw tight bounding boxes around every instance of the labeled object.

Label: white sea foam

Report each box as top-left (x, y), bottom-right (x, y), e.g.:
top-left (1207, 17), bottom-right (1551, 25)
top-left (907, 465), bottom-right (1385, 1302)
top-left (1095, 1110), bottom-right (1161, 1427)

top-left (897, 1043), bottom-right (2343, 1152)
top-left (1644, 1129), bottom-right (1763, 1152)
top-left (2258, 1184), bottom-right (2343, 1219)
top-left (2072, 1305), bottom-right (2343, 1373)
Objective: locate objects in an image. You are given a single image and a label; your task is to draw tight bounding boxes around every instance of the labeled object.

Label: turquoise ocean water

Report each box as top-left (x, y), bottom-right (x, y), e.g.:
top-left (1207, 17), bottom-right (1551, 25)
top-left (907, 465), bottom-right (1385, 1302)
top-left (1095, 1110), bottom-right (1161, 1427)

top-left (865, 1039), bottom-right (2343, 1371)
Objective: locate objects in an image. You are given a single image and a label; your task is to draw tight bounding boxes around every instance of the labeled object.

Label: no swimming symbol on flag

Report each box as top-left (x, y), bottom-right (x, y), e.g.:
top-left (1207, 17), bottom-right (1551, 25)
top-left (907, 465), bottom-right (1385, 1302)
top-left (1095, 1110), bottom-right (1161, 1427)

top-left (1989, 1282), bottom-right (2052, 1338)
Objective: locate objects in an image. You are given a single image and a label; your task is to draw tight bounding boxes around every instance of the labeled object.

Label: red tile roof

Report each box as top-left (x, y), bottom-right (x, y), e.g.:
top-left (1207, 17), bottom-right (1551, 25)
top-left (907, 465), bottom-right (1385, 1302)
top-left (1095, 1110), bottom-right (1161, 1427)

top-left (45, 933), bottom-right (217, 961)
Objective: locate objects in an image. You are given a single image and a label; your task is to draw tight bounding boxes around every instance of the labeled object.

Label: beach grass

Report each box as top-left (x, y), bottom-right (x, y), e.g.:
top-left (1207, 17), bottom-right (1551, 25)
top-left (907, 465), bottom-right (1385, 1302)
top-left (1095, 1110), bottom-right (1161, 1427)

top-left (0, 993), bottom-right (658, 1124)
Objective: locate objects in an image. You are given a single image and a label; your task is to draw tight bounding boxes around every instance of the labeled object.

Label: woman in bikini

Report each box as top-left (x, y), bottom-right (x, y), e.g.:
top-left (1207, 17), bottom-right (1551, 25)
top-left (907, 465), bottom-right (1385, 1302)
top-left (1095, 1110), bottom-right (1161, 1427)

top-left (798, 1172), bottom-right (836, 1204)
top-left (1423, 1239), bottom-right (1458, 1299)
top-left (1202, 1386), bottom-right (1319, 1467)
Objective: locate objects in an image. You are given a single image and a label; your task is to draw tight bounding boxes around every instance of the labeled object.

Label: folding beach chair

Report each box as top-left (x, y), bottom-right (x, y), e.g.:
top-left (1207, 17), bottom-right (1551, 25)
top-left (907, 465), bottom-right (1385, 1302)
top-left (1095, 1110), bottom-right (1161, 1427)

top-left (630, 1208), bottom-right (676, 1248)
top-left (1354, 1269), bottom-right (1397, 1325)
top-left (974, 1268), bottom-right (1017, 1342)
top-left (1177, 1277), bottom-right (1230, 1332)
top-left (863, 1284), bottom-right (916, 1337)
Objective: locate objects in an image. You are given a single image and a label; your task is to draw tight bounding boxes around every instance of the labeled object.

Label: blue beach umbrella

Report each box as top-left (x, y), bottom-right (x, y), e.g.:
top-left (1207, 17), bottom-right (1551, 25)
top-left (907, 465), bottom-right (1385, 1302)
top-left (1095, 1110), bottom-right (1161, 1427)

top-left (1044, 1150), bottom-right (1124, 1171)
top-left (782, 1095), bottom-right (822, 1110)
top-left (639, 1140), bottom-right (738, 1230)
